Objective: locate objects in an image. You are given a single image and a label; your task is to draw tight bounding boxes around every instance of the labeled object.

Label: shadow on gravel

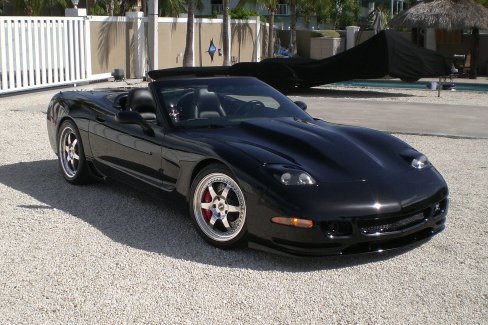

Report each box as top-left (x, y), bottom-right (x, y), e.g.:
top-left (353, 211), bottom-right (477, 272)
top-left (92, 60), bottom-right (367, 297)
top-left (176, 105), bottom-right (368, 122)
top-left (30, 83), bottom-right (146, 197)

top-left (290, 88), bottom-right (416, 99)
top-left (0, 160), bottom-right (422, 271)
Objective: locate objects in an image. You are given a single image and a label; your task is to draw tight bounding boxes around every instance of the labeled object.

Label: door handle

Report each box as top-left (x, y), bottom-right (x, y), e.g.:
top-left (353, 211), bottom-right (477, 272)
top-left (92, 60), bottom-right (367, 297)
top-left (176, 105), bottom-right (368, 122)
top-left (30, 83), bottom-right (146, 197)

top-left (96, 115), bottom-right (105, 122)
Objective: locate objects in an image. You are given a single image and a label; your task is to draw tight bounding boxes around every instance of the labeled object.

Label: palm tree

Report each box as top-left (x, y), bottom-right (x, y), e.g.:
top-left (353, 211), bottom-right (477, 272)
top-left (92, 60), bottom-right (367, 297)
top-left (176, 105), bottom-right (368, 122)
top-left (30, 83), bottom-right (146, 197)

top-left (222, 0), bottom-right (232, 66)
top-left (287, 0), bottom-right (332, 55)
top-left (299, 0), bottom-right (332, 27)
top-left (330, 0), bottom-right (359, 29)
top-left (289, 0), bottom-right (297, 56)
top-left (183, 0), bottom-right (195, 66)
top-left (158, 0), bottom-right (186, 16)
top-left (9, 0), bottom-right (66, 15)
top-left (265, 0), bottom-right (278, 57)
top-left (238, 0), bottom-right (279, 58)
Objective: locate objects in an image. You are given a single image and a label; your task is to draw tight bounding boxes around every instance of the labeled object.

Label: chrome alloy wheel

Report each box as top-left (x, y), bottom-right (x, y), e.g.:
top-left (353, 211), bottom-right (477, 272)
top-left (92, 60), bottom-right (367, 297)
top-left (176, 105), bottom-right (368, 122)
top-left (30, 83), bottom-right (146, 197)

top-left (58, 126), bottom-right (80, 178)
top-left (193, 173), bottom-right (246, 242)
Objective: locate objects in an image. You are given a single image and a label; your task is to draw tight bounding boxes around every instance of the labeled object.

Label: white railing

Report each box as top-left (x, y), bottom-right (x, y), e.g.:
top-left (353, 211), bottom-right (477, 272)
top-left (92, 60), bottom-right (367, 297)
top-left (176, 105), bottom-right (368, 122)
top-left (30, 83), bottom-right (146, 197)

top-left (0, 16), bottom-right (106, 95)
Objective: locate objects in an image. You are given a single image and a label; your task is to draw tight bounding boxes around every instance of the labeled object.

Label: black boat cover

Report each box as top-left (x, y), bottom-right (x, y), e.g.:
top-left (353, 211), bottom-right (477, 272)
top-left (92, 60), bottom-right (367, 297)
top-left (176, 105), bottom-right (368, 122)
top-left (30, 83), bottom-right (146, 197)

top-left (148, 30), bottom-right (450, 92)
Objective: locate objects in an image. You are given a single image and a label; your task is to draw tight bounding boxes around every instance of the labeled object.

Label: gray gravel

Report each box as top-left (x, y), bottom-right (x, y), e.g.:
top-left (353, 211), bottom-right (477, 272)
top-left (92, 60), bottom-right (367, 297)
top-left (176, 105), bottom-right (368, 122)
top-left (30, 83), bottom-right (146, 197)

top-left (0, 86), bottom-right (487, 324)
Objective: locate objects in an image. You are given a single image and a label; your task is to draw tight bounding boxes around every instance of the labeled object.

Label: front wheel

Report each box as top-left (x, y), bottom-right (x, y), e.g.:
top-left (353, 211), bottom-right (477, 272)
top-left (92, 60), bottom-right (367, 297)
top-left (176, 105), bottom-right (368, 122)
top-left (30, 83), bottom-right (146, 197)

top-left (57, 120), bottom-right (93, 184)
top-left (189, 164), bottom-right (247, 249)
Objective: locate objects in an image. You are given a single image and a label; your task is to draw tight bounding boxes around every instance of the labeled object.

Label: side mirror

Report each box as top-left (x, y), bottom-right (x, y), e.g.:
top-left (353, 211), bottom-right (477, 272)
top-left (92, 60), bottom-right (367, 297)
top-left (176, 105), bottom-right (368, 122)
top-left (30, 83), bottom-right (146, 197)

top-left (115, 111), bottom-right (155, 136)
top-left (294, 100), bottom-right (307, 111)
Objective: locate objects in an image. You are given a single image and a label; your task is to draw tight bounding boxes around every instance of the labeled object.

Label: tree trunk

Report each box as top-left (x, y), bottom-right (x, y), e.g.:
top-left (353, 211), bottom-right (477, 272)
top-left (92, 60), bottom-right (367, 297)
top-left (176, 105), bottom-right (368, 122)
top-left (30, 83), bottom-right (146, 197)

top-left (289, 0), bottom-right (297, 57)
top-left (109, 0), bottom-right (114, 16)
top-left (183, 0), bottom-right (195, 67)
top-left (470, 28), bottom-right (479, 79)
top-left (222, 0), bottom-right (231, 66)
top-left (267, 9), bottom-right (276, 58)
top-left (141, 0), bottom-right (147, 15)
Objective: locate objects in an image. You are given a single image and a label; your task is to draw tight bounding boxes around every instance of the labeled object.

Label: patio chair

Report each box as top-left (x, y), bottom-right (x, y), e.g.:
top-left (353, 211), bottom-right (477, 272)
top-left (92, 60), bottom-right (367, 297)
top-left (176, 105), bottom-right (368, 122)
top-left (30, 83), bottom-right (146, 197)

top-left (454, 51), bottom-right (471, 78)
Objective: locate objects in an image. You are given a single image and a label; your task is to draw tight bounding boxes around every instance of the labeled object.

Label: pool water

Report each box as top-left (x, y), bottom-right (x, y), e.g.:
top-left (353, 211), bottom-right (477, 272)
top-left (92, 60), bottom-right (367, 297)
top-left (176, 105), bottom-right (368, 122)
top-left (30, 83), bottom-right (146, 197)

top-left (333, 79), bottom-right (488, 92)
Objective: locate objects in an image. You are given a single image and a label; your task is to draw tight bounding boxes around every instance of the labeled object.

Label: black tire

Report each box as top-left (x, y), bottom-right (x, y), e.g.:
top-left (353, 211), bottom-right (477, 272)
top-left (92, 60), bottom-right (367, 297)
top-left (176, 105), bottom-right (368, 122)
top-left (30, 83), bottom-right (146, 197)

top-left (57, 120), bottom-right (93, 184)
top-left (189, 163), bottom-right (247, 249)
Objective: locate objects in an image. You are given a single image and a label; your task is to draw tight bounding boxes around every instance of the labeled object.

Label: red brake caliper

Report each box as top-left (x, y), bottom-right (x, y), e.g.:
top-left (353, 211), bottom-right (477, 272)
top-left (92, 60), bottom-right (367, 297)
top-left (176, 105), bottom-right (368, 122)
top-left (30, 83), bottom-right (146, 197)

top-left (201, 189), bottom-right (213, 223)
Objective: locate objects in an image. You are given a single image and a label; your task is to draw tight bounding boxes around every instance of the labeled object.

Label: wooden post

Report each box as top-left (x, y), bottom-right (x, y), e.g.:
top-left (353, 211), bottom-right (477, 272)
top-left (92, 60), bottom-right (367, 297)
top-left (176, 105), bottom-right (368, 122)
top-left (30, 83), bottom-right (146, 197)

top-left (470, 28), bottom-right (479, 79)
top-left (438, 77), bottom-right (442, 97)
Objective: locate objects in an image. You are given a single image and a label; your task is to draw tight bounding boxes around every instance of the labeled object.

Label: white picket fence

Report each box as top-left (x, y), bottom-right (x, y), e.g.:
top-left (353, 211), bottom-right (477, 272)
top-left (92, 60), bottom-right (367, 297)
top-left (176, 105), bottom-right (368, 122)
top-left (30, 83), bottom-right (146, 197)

top-left (0, 16), bottom-right (110, 95)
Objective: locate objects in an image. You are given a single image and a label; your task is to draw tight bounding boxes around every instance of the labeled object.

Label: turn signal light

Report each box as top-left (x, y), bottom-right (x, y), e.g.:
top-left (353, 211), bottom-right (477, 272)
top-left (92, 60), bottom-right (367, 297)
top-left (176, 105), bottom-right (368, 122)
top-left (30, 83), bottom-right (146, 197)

top-left (271, 217), bottom-right (314, 229)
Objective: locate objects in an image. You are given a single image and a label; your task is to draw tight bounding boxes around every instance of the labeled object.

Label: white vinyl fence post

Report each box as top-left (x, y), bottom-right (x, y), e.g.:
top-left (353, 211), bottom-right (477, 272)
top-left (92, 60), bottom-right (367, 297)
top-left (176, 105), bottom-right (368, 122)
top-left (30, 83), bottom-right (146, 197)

top-left (52, 19), bottom-right (59, 83)
top-left (0, 20), bottom-right (7, 91)
top-left (27, 19), bottom-right (35, 87)
top-left (7, 20), bottom-right (15, 89)
top-left (14, 19), bottom-right (21, 89)
top-left (84, 17), bottom-right (92, 79)
top-left (20, 19), bottom-right (28, 88)
top-left (40, 20), bottom-right (47, 85)
top-left (46, 19), bottom-right (53, 84)
top-left (74, 20), bottom-right (80, 81)
top-left (79, 19), bottom-right (86, 80)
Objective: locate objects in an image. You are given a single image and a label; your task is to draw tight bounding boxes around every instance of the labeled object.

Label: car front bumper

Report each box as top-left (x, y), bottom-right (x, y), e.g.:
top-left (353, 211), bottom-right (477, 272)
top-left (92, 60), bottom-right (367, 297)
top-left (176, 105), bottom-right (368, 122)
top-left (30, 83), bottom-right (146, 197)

top-left (247, 197), bottom-right (448, 257)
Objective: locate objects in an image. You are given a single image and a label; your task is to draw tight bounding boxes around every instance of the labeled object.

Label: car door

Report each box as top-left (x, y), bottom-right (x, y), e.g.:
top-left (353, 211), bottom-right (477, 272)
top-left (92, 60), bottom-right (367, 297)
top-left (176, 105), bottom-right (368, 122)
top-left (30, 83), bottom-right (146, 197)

top-left (88, 109), bottom-right (166, 190)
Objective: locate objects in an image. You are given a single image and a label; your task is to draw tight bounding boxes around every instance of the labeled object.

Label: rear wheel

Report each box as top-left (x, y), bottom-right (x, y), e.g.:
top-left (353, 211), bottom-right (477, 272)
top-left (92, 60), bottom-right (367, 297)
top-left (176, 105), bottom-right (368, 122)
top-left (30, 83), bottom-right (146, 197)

top-left (189, 164), bottom-right (247, 249)
top-left (57, 120), bottom-right (92, 184)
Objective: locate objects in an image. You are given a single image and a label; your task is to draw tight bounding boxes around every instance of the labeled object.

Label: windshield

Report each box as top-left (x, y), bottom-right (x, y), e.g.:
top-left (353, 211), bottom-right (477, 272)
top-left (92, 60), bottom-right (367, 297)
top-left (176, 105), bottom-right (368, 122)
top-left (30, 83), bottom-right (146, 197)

top-left (152, 77), bottom-right (312, 127)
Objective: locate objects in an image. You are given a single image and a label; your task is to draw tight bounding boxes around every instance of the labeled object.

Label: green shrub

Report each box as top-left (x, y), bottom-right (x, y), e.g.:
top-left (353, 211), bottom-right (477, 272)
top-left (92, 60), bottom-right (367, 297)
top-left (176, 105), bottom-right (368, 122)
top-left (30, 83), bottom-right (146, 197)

top-left (230, 7), bottom-right (259, 19)
top-left (89, 2), bottom-right (107, 15)
top-left (311, 30), bottom-right (341, 38)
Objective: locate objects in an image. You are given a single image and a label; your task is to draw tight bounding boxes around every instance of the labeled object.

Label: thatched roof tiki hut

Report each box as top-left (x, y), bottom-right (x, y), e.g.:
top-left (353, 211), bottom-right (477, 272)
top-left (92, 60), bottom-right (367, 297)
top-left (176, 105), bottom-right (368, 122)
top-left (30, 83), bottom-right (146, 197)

top-left (389, 0), bottom-right (488, 78)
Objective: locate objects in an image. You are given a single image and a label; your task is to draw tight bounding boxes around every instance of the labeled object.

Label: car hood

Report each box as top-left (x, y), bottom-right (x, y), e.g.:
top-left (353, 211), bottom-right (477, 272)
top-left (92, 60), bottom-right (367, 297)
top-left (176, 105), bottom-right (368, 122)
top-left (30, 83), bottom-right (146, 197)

top-left (190, 117), bottom-right (412, 183)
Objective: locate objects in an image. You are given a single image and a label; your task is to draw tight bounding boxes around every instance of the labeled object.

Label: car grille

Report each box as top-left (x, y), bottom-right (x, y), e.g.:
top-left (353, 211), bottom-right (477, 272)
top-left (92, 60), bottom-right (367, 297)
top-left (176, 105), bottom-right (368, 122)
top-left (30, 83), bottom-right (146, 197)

top-left (358, 212), bottom-right (426, 235)
top-left (356, 199), bottom-right (448, 236)
top-left (318, 200), bottom-right (447, 239)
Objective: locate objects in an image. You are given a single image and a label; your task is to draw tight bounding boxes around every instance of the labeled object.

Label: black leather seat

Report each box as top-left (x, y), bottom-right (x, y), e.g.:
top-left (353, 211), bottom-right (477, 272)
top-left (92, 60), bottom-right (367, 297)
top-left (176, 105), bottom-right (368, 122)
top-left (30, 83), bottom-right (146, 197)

top-left (176, 89), bottom-right (226, 120)
top-left (195, 89), bottom-right (226, 118)
top-left (127, 88), bottom-right (157, 121)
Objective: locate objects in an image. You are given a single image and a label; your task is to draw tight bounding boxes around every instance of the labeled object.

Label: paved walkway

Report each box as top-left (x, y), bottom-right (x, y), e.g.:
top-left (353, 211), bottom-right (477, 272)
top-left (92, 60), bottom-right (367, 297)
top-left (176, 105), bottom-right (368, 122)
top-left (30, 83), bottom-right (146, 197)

top-left (304, 98), bottom-right (488, 139)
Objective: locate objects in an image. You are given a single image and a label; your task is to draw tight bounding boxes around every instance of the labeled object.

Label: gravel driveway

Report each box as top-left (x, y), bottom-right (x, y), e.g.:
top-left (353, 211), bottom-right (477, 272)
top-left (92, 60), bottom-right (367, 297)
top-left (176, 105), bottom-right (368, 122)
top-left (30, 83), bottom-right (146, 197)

top-left (0, 85), bottom-right (487, 324)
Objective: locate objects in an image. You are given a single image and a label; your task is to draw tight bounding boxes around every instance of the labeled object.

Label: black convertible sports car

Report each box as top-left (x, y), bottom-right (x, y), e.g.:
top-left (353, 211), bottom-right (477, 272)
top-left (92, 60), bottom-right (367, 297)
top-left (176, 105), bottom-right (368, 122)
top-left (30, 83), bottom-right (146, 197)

top-left (46, 76), bottom-right (448, 256)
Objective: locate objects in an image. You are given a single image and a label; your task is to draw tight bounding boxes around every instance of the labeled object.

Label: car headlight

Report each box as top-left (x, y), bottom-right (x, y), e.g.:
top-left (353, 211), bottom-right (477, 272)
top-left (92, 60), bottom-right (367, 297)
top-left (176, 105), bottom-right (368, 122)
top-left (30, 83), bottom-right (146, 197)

top-left (400, 149), bottom-right (431, 170)
top-left (266, 164), bottom-right (317, 186)
top-left (411, 154), bottom-right (430, 169)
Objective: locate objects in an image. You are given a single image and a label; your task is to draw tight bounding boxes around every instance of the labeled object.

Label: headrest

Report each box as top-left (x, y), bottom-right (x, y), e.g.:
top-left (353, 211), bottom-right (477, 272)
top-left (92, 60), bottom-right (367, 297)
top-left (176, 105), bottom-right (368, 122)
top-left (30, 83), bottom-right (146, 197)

top-left (196, 89), bottom-right (220, 113)
top-left (127, 88), bottom-right (156, 113)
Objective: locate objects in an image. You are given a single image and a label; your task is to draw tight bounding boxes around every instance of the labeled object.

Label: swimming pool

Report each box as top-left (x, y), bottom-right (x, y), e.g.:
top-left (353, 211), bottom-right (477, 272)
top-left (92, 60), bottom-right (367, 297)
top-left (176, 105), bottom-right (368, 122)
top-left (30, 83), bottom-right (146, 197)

top-left (333, 79), bottom-right (488, 92)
